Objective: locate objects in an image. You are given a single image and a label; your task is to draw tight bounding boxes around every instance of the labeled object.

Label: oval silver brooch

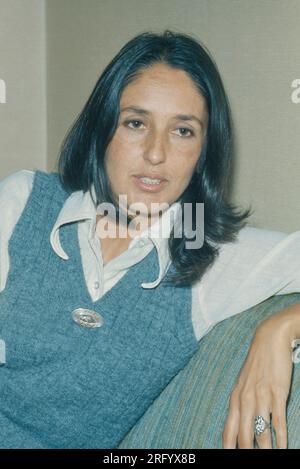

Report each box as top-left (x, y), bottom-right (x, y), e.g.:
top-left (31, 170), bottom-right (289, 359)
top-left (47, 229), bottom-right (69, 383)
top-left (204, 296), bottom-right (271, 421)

top-left (72, 308), bottom-right (104, 328)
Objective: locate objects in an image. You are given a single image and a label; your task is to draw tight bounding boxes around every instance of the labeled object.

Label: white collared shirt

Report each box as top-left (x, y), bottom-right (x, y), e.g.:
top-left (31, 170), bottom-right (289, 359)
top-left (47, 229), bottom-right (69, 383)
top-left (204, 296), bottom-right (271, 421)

top-left (1, 170), bottom-right (300, 341)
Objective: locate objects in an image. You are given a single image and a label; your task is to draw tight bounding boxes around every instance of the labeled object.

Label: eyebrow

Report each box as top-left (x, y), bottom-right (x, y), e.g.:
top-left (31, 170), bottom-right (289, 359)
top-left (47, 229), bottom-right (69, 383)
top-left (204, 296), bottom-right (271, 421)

top-left (120, 106), bottom-right (204, 129)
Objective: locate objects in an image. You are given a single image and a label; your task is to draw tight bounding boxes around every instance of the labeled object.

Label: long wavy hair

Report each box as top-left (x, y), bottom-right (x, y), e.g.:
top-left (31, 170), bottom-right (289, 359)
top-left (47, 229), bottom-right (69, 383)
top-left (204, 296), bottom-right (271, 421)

top-left (58, 30), bottom-right (252, 286)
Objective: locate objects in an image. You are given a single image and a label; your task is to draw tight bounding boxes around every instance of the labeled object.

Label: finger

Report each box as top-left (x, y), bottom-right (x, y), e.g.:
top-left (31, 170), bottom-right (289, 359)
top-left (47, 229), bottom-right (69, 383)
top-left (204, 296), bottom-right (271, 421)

top-left (222, 393), bottom-right (240, 449)
top-left (237, 399), bottom-right (256, 449)
top-left (254, 412), bottom-right (272, 449)
top-left (272, 396), bottom-right (288, 449)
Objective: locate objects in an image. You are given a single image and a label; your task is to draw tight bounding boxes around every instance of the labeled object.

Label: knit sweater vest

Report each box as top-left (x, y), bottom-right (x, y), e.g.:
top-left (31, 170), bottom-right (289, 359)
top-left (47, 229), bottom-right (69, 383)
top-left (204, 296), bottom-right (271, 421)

top-left (0, 171), bottom-right (199, 448)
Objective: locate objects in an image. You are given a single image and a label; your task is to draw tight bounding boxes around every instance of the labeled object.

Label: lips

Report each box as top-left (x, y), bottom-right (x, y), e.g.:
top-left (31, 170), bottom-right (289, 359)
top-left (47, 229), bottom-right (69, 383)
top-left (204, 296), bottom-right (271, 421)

top-left (132, 175), bottom-right (168, 192)
top-left (134, 173), bottom-right (167, 181)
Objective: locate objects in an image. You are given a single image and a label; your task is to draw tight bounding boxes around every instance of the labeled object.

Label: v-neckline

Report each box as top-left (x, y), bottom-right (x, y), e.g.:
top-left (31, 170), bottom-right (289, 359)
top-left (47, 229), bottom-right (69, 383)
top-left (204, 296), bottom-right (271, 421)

top-left (59, 221), bottom-right (159, 308)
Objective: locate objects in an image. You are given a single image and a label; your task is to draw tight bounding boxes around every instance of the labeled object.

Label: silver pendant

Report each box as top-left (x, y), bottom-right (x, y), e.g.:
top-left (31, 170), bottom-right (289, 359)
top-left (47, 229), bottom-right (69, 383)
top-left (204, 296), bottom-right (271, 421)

top-left (72, 308), bottom-right (104, 329)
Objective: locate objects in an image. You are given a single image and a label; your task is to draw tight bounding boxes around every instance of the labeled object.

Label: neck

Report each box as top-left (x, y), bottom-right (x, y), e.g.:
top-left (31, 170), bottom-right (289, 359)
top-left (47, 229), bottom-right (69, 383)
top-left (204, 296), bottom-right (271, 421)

top-left (96, 211), bottom-right (162, 241)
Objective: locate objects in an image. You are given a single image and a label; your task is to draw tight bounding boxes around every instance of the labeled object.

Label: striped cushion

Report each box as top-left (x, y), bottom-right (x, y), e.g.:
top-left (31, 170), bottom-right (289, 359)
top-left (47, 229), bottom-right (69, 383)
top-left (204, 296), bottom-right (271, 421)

top-left (118, 293), bottom-right (300, 448)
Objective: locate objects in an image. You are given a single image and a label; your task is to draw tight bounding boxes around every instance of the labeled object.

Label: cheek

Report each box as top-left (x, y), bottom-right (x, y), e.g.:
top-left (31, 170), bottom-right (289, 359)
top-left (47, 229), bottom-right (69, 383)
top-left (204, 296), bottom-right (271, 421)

top-left (105, 131), bottom-right (140, 170)
top-left (173, 140), bottom-right (202, 169)
top-left (105, 140), bottom-right (125, 175)
top-left (109, 126), bottom-right (140, 152)
top-left (173, 153), bottom-right (199, 181)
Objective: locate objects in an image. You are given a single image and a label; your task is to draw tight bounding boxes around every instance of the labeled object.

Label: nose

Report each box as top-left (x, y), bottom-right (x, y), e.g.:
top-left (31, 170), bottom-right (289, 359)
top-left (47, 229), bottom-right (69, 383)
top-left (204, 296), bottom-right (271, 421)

top-left (143, 129), bottom-right (167, 165)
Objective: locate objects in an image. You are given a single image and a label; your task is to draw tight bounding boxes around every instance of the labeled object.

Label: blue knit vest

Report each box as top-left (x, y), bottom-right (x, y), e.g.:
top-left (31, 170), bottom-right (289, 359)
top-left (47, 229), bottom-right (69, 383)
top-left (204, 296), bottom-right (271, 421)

top-left (0, 171), bottom-right (199, 448)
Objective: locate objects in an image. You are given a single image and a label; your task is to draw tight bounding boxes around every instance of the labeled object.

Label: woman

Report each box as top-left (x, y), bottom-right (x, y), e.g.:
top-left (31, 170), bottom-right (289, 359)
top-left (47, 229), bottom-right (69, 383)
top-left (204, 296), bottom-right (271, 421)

top-left (0, 30), bottom-right (300, 449)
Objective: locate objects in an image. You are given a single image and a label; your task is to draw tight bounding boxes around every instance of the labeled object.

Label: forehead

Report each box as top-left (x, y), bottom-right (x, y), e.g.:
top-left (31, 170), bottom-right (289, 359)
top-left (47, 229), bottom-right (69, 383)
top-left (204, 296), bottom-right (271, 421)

top-left (120, 63), bottom-right (207, 115)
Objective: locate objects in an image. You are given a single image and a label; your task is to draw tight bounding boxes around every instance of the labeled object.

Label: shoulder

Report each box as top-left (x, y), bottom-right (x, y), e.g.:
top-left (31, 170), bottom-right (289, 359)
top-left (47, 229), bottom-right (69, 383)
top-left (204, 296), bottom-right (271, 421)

top-left (0, 169), bottom-right (35, 211)
top-left (0, 170), bottom-right (35, 292)
top-left (191, 225), bottom-right (293, 341)
top-left (0, 169), bottom-right (35, 198)
top-left (0, 169), bottom-right (35, 237)
top-left (233, 225), bottom-right (288, 246)
top-left (0, 170), bottom-right (70, 233)
top-left (0, 170), bottom-right (67, 209)
top-left (198, 225), bottom-right (290, 287)
top-left (217, 225), bottom-right (288, 263)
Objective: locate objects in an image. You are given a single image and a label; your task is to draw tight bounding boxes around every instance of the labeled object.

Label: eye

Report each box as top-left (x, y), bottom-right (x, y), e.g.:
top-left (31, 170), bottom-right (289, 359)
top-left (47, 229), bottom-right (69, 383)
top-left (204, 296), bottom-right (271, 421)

top-left (124, 119), bottom-right (145, 130)
top-left (174, 127), bottom-right (194, 138)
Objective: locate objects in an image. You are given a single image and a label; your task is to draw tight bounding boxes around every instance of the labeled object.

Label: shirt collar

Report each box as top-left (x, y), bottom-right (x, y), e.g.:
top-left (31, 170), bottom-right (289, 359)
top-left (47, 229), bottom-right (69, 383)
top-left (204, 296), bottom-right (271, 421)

top-left (50, 188), bottom-right (181, 287)
top-left (136, 203), bottom-right (181, 289)
top-left (50, 188), bottom-right (97, 260)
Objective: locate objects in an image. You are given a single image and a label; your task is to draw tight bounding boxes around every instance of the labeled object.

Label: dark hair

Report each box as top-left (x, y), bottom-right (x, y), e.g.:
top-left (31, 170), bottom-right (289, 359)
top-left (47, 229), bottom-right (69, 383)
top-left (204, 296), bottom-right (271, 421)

top-left (58, 30), bottom-right (252, 286)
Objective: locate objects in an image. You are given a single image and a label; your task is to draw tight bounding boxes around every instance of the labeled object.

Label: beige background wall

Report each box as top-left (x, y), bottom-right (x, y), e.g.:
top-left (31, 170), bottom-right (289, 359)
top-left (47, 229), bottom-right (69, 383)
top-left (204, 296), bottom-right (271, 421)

top-left (1, 0), bottom-right (300, 233)
top-left (0, 0), bottom-right (47, 177)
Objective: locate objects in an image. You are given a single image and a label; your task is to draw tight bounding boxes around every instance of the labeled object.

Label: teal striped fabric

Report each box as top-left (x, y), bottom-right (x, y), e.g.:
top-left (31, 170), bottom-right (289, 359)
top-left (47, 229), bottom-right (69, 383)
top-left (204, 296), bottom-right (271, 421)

top-left (119, 293), bottom-right (300, 448)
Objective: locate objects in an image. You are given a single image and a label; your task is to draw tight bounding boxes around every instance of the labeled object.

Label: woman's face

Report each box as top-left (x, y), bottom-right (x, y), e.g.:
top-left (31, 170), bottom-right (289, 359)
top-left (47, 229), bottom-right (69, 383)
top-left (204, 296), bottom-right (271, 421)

top-left (104, 63), bottom-right (208, 218)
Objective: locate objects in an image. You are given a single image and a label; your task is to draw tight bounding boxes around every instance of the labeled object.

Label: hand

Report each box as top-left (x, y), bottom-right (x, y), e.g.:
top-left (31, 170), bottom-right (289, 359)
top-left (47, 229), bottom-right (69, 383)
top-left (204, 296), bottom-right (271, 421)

top-left (222, 304), bottom-right (300, 449)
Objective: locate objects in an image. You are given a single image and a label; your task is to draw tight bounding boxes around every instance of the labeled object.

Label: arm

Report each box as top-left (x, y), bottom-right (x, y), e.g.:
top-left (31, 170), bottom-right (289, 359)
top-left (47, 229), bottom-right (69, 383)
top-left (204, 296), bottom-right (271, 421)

top-left (190, 225), bottom-right (300, 447)
top-left (222, 300), bottom-right (300, 449)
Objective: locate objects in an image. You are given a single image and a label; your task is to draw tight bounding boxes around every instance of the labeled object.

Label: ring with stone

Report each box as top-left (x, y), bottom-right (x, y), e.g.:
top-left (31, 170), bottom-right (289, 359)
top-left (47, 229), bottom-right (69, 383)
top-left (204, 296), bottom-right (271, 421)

top-left (254, 415), bottom-right (271, 436)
